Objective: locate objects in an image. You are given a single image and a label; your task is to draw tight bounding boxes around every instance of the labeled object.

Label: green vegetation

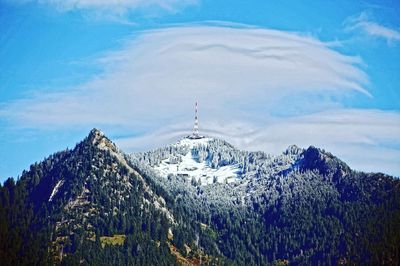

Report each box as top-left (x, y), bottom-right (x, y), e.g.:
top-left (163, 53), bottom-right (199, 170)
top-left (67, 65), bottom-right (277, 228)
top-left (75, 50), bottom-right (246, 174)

top-left (100, 234), bottom-right (126, 248)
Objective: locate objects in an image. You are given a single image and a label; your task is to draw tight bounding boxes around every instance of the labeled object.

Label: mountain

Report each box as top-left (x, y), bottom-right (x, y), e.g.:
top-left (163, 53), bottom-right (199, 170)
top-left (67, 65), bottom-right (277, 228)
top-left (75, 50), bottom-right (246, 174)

top-left (0, 129), bottom-right (179, 265)
top-left (1, 129), bottom-right (399, 265)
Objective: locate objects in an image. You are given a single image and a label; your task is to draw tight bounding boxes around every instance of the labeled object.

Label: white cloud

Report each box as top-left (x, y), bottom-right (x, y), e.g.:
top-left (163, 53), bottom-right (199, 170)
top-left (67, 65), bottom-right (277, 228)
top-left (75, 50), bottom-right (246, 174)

top-left (345, 12), bottom-right (400, 44)
top-left (10, 0), bottom-right (198, 19)
top-left (0, 24), bottom-right (370, 128)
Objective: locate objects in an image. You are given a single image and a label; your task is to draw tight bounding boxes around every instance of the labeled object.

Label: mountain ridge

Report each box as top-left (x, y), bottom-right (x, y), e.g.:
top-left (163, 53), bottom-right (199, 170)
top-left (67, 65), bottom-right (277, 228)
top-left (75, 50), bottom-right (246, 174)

top-left (0, 128), bottom-right (399, 265)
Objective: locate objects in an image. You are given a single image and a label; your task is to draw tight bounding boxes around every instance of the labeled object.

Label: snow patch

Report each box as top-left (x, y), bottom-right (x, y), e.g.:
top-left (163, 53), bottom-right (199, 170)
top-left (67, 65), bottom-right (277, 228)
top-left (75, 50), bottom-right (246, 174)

top-left (49, 180), bottom-right (64, 202)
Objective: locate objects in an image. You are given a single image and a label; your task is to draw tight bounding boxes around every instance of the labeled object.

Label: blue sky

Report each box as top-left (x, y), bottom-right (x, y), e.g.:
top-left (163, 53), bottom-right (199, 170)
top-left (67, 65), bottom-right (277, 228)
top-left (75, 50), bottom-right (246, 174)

top-left (0, 0), bottom-right (399, 181)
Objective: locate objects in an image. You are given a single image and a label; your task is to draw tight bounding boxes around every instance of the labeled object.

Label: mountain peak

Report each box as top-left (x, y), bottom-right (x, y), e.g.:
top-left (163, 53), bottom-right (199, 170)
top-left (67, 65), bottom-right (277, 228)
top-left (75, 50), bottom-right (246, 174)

top-left (299, 145), bottom-right (350, 176)
top-left (88, 128), bottom-right (105, 140)
top-left (81, 128), bottom-right (120, 155)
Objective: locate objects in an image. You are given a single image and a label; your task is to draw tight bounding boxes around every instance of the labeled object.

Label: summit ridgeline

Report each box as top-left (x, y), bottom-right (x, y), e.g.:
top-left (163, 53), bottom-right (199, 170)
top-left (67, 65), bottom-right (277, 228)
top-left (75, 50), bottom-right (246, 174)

top-left (0, 128), bottom-right (399, 265)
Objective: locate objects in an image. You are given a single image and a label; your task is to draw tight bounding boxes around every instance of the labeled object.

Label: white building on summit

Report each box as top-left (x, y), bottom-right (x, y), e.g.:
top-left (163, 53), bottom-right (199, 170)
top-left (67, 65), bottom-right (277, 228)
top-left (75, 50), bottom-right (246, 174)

top-left (188, 101), bottom-right (203, 139)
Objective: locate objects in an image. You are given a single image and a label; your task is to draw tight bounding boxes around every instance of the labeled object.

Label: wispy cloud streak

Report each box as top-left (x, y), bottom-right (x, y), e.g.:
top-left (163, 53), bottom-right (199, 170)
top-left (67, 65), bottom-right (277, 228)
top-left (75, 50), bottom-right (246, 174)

top-left (8, 0), bottom-right (199, 21)
top-left (345, 12), bottom-right (400, 43)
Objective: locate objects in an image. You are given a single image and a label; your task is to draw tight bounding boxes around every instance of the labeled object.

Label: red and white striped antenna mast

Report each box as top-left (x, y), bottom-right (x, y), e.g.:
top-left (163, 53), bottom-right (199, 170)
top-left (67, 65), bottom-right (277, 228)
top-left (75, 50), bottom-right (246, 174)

top-left (193, 101), bottom-right (199, 138)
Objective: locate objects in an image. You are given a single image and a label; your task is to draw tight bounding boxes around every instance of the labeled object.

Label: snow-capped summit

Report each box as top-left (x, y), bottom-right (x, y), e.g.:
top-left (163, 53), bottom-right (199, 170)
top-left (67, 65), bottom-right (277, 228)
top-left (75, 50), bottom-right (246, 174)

top-left (153, 136), bottom-right (242, 185)
top-left (132, 135), bottom-right (310, 187)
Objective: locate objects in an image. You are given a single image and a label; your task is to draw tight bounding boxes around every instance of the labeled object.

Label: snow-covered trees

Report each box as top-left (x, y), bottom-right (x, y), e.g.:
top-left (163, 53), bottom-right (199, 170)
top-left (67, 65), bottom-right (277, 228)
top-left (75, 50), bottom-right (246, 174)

top-left (132, 137), bottom-right (305, 188)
